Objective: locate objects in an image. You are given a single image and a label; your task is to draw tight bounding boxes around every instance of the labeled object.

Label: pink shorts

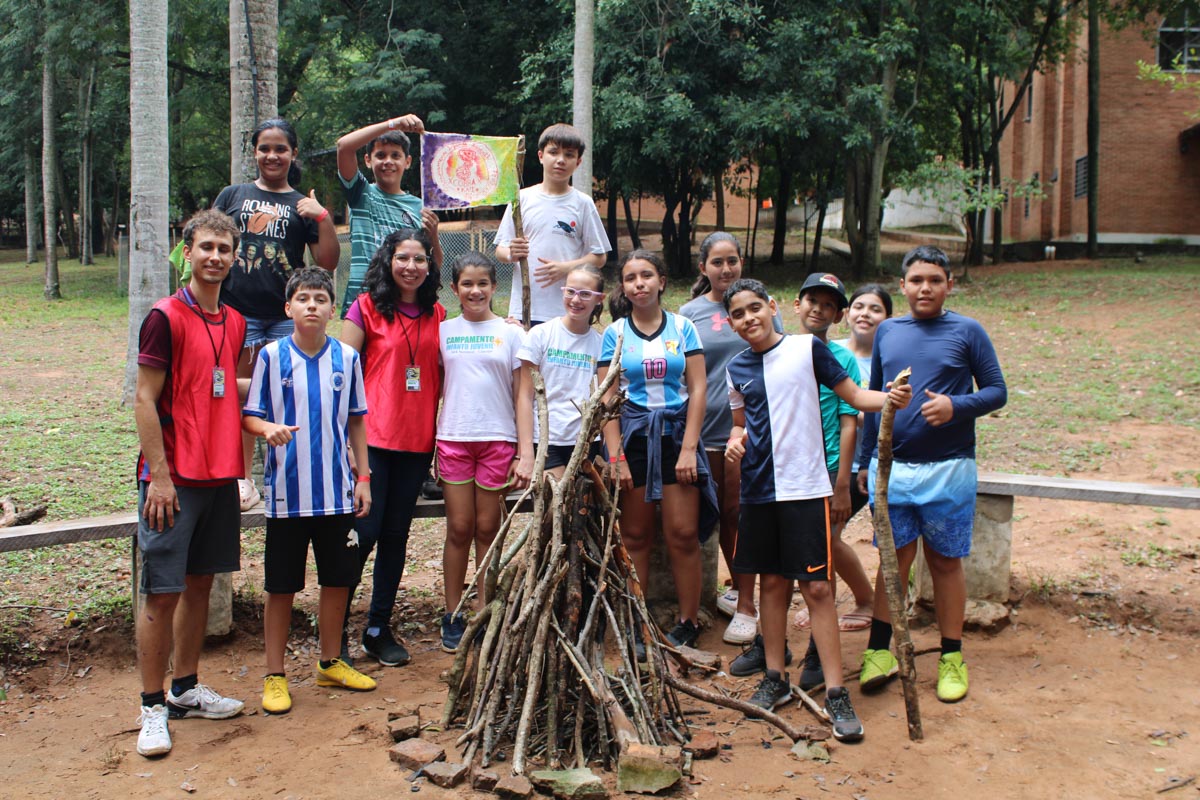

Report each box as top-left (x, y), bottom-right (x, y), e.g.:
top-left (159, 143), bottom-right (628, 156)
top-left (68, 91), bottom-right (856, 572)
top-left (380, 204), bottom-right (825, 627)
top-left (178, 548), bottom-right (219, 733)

top-left (436, 440), bottom-right (516, 490)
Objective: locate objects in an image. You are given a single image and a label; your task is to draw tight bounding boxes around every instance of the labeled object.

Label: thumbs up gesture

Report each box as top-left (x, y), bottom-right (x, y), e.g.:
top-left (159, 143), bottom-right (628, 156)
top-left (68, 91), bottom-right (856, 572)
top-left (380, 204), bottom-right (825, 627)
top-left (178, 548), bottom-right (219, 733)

top-left (297, 189), bottom-right (326, 220)
top-left (920, 389), bottom-right (954, 426)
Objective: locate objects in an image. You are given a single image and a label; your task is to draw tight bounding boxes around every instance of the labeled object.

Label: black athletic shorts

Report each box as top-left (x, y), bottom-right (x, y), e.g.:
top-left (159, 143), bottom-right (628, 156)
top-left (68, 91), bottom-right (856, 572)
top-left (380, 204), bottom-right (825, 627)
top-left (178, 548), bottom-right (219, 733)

top-left (733, 498), bottom-right (832, 581)
top-left (621, 434), bottom-right (680, 488)
top-left (545, 441), bottom-right (602, 470)
top-left (264, 514), bottom-right (359, 593)
top-left (137, 482), bottom-right (241, 594)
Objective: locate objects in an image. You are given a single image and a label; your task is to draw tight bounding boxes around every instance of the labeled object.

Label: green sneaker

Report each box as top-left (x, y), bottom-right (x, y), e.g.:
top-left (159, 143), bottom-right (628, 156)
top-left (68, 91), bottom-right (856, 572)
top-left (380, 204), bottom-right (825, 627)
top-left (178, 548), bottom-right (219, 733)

top-left (937, 652), bottom-right (968, 702)
top-left (859, 648), bottom-right (899, 692)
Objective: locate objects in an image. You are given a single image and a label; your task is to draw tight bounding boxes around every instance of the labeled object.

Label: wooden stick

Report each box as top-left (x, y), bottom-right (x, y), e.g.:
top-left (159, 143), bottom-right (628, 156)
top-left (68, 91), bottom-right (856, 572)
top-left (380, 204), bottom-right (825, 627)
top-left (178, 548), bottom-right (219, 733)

top-left (661, 673), bottom-right (810, 742)
top-left (511, 134), bottom-right (531, 331)
top-left (873, 366), bottom-right (923, 741)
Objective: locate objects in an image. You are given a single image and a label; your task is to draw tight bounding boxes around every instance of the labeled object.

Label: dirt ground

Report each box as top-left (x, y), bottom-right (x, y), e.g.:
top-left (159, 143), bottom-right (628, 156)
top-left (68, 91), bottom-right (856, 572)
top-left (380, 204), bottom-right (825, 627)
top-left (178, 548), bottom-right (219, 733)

top-left (2, 468), bottom-right (1197, 800)
top-left (1, 257), bottom-right (1198, 798)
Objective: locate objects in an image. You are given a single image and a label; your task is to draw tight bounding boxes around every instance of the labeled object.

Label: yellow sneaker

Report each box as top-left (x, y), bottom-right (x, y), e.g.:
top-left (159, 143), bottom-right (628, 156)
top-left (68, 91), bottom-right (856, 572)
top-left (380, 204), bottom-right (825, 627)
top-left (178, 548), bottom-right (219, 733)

top-left (262, 675), bottom-right (292, 714)
top-left (937, 652), bottom-right (969, 702)
top-left (859, 648), bottom-right (899, 692)
top-left (315, 658), bottom-right (377, 691)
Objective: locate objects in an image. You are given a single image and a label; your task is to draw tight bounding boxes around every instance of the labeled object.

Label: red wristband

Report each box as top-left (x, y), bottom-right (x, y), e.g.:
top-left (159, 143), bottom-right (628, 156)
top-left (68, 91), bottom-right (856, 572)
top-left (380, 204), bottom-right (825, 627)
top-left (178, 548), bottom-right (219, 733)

top-left (356, 473), bottom-right (371, 483)
top-left (608, 454), bottom-right (626, 464)
top-left (316, 208), bottom-right (330, 223)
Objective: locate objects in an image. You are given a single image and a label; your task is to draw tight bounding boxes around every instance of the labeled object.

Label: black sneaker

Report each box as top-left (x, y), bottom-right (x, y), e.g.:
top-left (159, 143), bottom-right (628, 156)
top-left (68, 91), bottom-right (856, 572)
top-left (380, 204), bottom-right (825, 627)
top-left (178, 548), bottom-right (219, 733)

top-left (441, 613), bottom-right (467, 653)
top-left (824, 686), bottom-right (864, 742)
top-left (730, 634), bottom-right (793, 678)
top-left (747, 669), bottom-right (793, 711)
top-left (799, 639), bottom-right (824, 691)
top-left (362, 628), bottom-right (410, 667)
top-left (421, 474), bottom-right (443, 501)
top-left (665, 619), bottom-right (700, 649)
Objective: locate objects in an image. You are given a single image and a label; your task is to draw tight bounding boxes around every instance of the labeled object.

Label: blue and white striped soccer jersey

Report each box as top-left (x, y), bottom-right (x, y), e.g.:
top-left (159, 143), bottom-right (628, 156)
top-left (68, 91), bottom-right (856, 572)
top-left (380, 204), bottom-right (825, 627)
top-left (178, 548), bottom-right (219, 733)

top-left (726, 334), bottom-right (849, 504)
top-left (243, 336), bottom-right (367, 518)
top-left (600, 312), bottom-right (703, 431)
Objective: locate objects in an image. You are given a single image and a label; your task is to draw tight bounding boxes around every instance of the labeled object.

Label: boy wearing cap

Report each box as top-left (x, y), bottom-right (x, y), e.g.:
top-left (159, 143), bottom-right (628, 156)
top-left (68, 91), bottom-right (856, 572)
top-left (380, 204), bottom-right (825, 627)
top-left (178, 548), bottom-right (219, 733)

top-left (856, 246), bottom-right (1007, 703)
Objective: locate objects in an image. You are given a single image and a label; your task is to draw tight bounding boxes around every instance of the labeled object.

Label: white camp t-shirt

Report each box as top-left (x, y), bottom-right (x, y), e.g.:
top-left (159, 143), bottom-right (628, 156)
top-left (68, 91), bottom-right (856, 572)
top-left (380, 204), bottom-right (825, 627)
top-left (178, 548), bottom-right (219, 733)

top-left (437, 316), bottom-right (525, 442)
top-left (496, 186), bottom-right (610, 322)
top-left (516, 318), bottom-right (602, 446)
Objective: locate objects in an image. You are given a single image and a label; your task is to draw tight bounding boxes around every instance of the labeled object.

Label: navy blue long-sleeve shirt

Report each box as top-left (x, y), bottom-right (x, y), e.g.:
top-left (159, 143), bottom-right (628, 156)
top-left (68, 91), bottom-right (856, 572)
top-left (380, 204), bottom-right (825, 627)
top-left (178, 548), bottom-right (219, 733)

top-left (857, 311), bottom-right (1007, 466)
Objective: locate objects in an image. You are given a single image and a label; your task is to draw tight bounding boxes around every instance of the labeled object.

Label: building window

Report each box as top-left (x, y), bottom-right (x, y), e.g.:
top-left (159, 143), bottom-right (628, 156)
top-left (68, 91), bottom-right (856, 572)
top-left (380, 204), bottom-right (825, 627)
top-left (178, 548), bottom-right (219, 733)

top-left (1159, 11), bottom-right (1200, 71)
top-left (1074, 157), bottom-right (1088, 199)
top-left (1024, 84), bottom-right (1033, 122)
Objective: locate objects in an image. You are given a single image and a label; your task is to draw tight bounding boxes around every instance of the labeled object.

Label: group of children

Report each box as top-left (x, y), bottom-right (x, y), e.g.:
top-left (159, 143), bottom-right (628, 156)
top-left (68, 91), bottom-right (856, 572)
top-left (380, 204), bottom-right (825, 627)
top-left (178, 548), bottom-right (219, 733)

top-left (132, 117), bottom-right (1006, 758)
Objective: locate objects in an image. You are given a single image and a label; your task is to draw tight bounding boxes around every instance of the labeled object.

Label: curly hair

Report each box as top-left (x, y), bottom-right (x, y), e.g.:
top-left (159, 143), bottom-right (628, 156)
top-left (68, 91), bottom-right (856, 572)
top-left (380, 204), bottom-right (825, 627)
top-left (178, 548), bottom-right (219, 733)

top-left (361, 228), bottom-right (441, 322)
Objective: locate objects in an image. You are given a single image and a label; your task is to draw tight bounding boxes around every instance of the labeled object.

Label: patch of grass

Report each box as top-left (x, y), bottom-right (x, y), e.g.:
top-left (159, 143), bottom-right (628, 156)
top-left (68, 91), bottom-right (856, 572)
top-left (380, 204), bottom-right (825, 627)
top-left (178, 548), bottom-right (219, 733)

top-left (1120, 542), bottom-right (1179, 568)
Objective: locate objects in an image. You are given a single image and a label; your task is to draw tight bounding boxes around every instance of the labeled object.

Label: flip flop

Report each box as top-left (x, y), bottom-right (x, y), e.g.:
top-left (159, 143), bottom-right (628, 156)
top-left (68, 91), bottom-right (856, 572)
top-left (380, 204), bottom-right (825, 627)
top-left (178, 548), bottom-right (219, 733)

top-left (792, 607), bottom-right (811, 630)
top-left (838, 611), bottom-right (872, 632)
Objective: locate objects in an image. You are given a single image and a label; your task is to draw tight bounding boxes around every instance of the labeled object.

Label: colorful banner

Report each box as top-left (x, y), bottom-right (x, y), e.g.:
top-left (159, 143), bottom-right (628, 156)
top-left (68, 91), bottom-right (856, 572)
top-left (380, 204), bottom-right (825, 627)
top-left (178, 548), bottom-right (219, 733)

top-left (420, 132), bottom-right (520, 211)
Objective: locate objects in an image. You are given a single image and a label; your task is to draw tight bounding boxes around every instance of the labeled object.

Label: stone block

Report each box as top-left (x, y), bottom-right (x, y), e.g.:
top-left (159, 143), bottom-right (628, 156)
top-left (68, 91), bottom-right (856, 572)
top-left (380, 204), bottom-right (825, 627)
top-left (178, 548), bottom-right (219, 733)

top-left (617, 744), bottom-right (682, 794)
top-left (494, 774), bottom-right (534, 799)
top-left (529, 768), bottom-right (607, 799)
top-left (472, 769), bottom-right (500, 792)
top-left (388, 739), bottom-right (445, 770)
top-left (683, 730), bottom-right (718, 760)
top-left (422, 762), bottom-right (468, 788)
top-left (388, 715), bottom-right (421, 741)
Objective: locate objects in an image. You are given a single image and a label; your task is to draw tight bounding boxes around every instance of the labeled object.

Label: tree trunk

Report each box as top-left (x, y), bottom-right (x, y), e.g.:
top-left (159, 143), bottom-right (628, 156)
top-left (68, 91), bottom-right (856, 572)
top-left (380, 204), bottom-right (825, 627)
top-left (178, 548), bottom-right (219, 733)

top-left (605, 183), bottom-right (618, 263)
top-left (989, 146), bottom-right (1003, 269)
top-left (713, 172), bottom-right (725, 231)
top-left (25, 144), bottom-right (39, 264)
top-left (770, 163), bottom-right (792, 265)
top-left (571, 0), bottom-right (594, 197)
top-left (621, 191), bottom-right (641, 250)
top-left (42, 59), bottom-right (61, 300)
top-left (229, 0), bottom-right (278, 183)
top-left (844, 147), bottom-right (886, 280)
top-left (124, 0), bottom-right (171, 404)
top-left (79, 63), bottom-right (96, 265)
top-left (55, 154), bottom-right (79, 261)
top-left (1086, 0), bottom-right (1099, 259)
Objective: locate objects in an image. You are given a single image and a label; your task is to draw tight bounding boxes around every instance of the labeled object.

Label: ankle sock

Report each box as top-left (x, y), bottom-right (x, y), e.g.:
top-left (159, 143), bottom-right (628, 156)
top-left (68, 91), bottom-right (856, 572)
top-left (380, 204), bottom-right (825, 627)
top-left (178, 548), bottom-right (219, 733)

top-left (804, 636), bottom-right (818, 659)
top-left (940, 637), bottom-right (962, 655)
top-left (141, 690), bottom-right (166, 708)
top-left (867, 619), bottom-right (893, 652)
top-left (170, 674), bottom-right (197, 696)
top-left (365, 626), bottom-right (381, 638)
top-left (318, 659), bottom-right (336, 669)
top-left (267, 672), bottom-right (285, 678)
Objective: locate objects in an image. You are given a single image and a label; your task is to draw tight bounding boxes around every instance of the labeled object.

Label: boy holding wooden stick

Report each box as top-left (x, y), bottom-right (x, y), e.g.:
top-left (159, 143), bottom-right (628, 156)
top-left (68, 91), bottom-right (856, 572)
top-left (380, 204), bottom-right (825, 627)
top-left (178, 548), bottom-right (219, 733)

top-left (722, 279), bottom-right (910, 741)
top-left (493, 123), bottom-right (609, 326)
top-left (856, 245), bottom-right (1007, 703)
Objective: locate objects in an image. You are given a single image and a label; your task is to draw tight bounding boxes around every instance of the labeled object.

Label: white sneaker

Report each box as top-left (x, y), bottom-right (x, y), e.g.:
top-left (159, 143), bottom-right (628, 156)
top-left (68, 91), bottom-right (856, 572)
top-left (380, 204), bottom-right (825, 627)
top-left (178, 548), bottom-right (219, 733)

top-left (238, 479), bottom-right (261, 512)
top-left (136, 704), bottom-right (171, 757)
top-left (716, 588), bottom-right (738, 617)
top-left (722, 611), bottom-right (758, 645)
top-left (166, 684), bottom-right (245, 720)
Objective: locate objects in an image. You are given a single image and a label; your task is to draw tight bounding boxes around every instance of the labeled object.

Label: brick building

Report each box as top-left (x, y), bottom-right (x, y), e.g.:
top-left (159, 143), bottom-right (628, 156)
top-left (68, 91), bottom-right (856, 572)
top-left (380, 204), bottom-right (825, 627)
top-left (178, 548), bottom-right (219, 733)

top-left (1000, 13), bottom-right (1200, 245)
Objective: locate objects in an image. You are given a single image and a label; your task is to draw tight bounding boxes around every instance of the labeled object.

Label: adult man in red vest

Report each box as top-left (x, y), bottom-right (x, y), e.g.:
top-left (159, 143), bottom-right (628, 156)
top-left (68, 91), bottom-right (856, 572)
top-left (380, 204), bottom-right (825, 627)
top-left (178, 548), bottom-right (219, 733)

top-left (133, 209), bottom-right (248, 757)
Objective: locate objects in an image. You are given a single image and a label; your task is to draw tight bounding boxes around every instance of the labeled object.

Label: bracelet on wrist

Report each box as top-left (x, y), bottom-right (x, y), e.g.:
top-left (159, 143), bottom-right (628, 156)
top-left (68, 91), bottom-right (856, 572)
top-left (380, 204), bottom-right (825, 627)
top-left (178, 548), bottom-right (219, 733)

top-left (387, 118), bottom-right (397, 130)
top-left (608, 453), bottom-right (627, 464)
top-left (356, 473), bottom-right (371, 483)
top-left (316, 208), bottom-right (330, 223)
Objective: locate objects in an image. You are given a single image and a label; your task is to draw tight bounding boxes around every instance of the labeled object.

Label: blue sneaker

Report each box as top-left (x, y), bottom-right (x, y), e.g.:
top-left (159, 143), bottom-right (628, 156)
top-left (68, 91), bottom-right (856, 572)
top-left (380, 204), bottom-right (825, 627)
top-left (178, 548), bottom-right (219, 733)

top-left (441, 613), bottom-right (467, 653)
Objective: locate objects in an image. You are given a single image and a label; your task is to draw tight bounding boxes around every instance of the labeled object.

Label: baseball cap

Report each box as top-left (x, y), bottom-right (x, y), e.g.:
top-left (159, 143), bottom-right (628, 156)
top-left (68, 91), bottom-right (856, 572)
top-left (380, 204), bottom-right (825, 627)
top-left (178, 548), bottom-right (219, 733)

top-left (799, 273), bottom-right (848, 309)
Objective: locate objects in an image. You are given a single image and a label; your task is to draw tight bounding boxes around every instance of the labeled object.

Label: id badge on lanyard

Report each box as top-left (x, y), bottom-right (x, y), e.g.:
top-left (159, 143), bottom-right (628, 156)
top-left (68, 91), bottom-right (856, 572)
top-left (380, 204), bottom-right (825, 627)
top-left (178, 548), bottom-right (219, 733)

top-left (405, 366), bottom-right (421, 392)
top-left (213, 367), bottom-right (226, 398)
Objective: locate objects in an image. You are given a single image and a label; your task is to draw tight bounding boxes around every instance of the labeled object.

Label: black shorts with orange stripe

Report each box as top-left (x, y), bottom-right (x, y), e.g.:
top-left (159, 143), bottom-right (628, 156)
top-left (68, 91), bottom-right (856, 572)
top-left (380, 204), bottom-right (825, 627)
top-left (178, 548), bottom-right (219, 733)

top-left (732, 498), bottom-right (832, 581)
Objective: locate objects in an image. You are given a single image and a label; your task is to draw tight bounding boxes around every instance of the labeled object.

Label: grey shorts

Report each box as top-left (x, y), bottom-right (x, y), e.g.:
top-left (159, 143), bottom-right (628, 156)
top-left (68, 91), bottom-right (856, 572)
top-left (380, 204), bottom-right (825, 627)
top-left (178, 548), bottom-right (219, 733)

top-left (137, 481), bottom-right (241, 594)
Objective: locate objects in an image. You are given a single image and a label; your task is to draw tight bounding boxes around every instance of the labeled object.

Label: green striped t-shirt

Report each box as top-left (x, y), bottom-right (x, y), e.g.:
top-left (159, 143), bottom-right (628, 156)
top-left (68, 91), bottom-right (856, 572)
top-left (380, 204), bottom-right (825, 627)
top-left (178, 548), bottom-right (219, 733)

top-left (340, 170), bottom-right (423, 315)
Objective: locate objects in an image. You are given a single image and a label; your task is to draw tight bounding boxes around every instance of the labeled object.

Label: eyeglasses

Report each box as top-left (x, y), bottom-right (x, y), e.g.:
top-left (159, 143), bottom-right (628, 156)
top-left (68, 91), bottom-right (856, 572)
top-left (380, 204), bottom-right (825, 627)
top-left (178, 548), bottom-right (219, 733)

top-left (562, 287), bottom-right (603, 301)
top-left (392, 254), bottom-right (429, 267)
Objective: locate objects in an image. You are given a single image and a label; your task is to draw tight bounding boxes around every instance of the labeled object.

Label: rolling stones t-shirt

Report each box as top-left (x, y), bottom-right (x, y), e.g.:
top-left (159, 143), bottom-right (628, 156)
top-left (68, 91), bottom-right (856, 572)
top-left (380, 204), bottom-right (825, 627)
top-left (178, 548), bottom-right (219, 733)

top-left (214, 183), bottom-right (320, 320)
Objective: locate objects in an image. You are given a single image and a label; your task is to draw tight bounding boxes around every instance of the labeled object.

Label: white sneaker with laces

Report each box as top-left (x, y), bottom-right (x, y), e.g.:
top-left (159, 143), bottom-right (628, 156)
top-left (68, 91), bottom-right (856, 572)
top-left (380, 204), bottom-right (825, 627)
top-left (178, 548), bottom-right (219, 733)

top-left (722, 611), bottom-right (758, 644)
top-left (167, 684), bottom-right (245, 720)
top-left (238, 479), bottom-right (260, 512)
top-left (716, 588), bottom-right (739, 617)
top-left (137, 704), bottom-right (172, 757)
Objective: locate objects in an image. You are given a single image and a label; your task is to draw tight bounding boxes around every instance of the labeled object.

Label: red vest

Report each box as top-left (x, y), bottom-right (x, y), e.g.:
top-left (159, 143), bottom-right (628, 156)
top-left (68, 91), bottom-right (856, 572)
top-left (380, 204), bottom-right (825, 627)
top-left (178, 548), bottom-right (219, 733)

top-left (154, 294), bottom-right (246, 484)
top-left (358, 296), bottom-right (444, 453)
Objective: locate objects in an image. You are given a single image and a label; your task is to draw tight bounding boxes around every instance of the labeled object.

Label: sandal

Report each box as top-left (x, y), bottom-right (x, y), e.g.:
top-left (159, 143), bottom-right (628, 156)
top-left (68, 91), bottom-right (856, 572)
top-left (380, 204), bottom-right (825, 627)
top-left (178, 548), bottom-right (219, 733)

top-left (838, 611), bottom-right (872, 632)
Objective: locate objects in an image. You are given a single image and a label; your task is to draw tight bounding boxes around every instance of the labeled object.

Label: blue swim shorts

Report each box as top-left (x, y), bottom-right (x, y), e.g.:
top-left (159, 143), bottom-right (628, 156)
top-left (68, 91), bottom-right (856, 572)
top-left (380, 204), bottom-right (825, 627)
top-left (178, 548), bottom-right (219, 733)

top-left (867, 457), bottom-right (977, 558)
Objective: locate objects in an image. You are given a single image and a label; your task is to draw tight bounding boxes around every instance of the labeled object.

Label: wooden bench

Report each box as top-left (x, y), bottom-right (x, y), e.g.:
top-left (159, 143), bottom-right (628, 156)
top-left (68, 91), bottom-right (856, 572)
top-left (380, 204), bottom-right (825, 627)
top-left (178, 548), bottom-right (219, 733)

top-left (914, 472), bottom-right (1200, 604)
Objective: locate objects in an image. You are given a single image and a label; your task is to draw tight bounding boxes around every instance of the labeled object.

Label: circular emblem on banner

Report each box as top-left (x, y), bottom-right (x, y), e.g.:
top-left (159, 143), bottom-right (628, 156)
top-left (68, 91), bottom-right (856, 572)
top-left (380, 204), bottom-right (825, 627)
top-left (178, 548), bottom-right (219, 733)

top-left (431, 141), bottom-right (501, 203)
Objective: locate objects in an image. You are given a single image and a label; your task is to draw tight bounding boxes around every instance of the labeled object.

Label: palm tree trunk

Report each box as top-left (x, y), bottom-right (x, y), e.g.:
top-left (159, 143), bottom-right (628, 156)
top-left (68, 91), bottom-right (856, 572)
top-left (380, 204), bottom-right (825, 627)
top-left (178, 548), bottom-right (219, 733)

top-left (42, 58), bottom-right (61, 300)
top-left (229, 0), bottom-right (278, 183)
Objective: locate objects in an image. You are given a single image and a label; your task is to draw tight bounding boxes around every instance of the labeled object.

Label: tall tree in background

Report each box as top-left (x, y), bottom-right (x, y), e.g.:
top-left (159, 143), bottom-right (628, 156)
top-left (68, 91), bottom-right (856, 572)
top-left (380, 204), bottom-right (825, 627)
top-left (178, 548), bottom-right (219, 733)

top-left (230, 0), bottom-right (277, 183)
top-left (572, 0), bottom-right (595, 196)
top-left (123, 0), bottom-right (170, 402)
top-left (42, 56), bottom-right (61, 300)
top-left (25, 145), bottom-right (39, 263)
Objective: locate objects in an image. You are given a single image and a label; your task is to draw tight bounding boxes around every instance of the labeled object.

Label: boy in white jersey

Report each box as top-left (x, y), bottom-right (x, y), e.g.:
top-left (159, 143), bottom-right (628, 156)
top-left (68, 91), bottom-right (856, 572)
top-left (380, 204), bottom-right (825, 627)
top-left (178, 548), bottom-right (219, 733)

top-left (243, 268), bottom-right (376, 714)
top-left (494, 123), bottom-right (610, 324)
top-left (723, 279), bottom-right (910, 742)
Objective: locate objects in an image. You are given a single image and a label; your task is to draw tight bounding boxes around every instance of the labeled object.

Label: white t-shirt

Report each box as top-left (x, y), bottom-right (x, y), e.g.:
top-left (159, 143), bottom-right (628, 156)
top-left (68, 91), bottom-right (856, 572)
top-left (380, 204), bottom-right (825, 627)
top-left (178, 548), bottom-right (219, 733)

top-left (495, 186), bottom-right (611, 322)
top-left (516, 318), bottom-right (602, 446)
top-left (437, 316), bottom-right (525, 442)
